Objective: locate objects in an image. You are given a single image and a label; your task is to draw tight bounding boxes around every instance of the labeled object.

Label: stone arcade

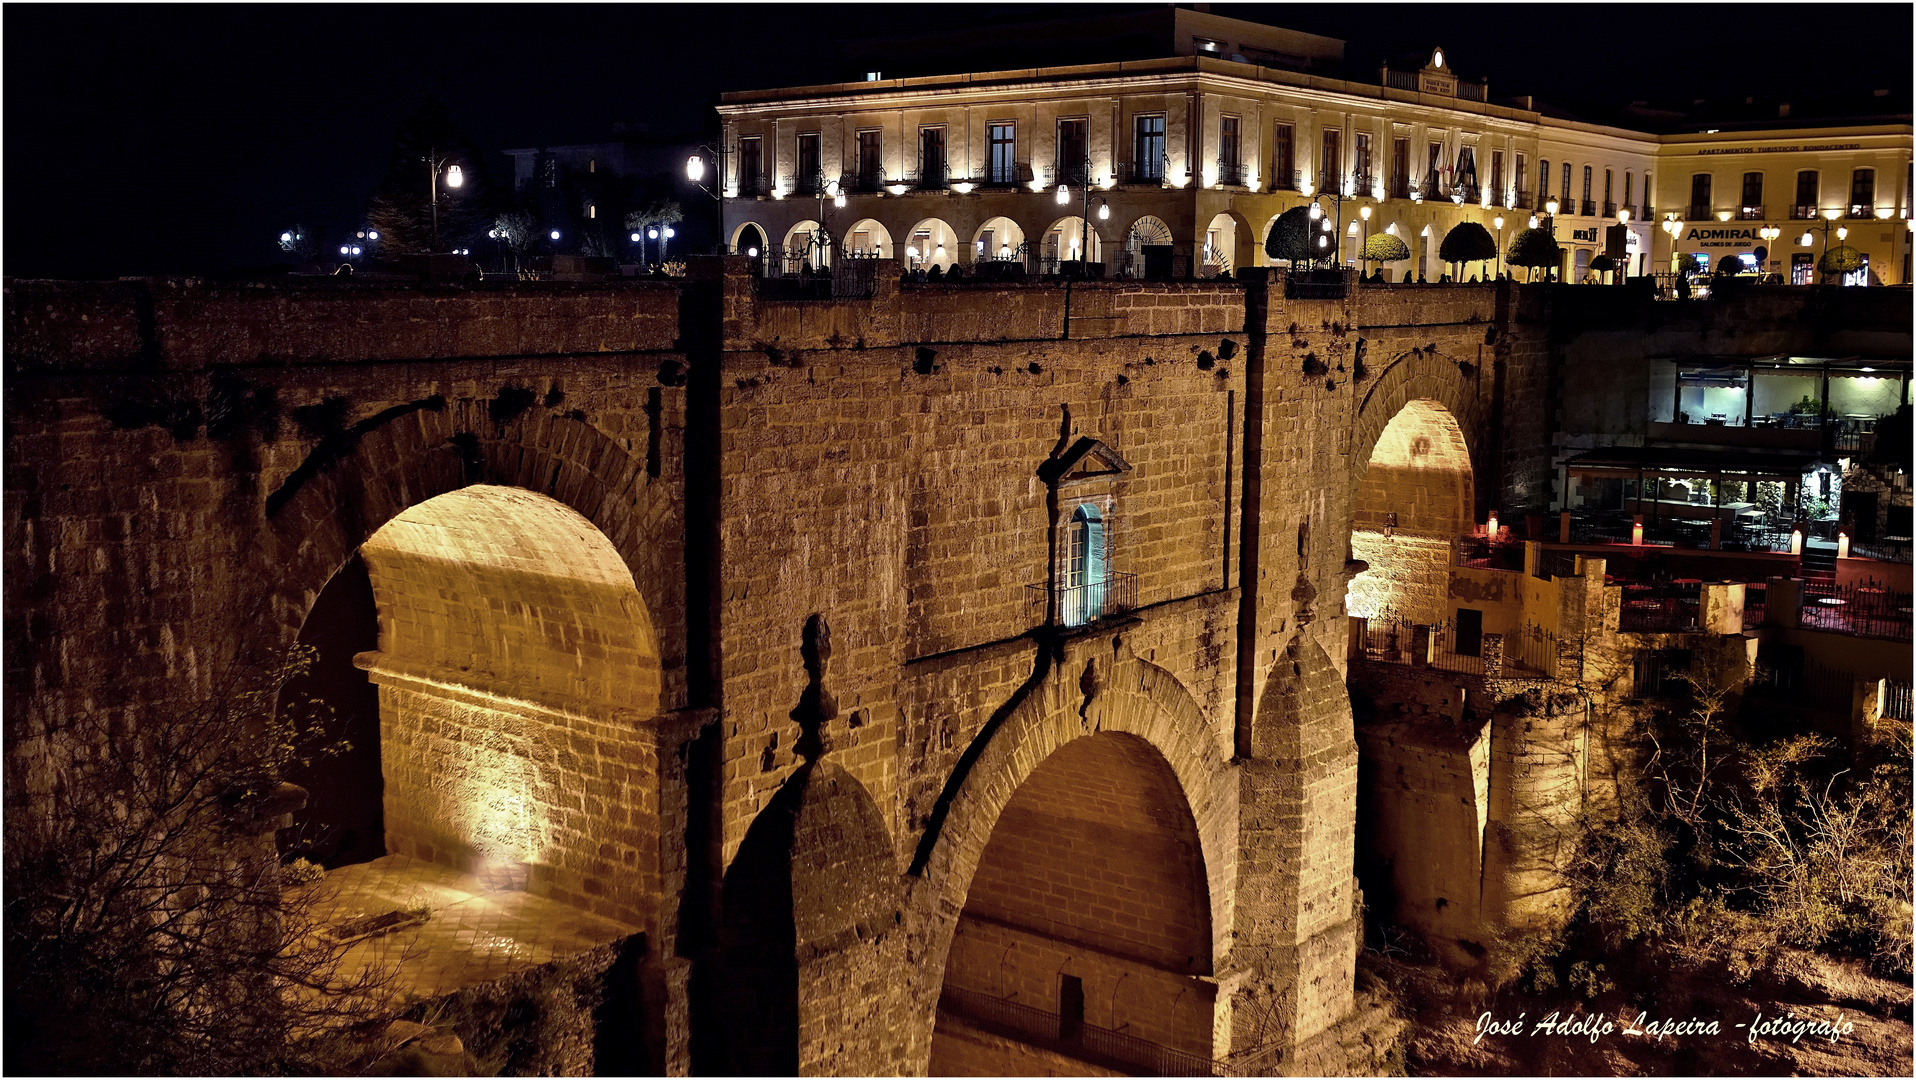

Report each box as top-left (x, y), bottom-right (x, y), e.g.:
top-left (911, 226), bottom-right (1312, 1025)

top-left (6, 267), bottom-right (1903, 1074)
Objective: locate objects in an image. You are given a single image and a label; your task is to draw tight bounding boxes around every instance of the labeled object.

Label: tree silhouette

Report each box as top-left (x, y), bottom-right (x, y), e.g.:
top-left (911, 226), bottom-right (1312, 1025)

top-left (364, 96), bottom-right (498, 255)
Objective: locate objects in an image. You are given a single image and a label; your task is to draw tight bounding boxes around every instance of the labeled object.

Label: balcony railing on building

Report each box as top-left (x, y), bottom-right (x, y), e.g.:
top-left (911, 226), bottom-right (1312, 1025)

top-left (1383, 69), bottom-right (1419, 91)
top-left (1457, 535), bottom-right (1525, 572)
top-left (1580, 199), bottom-right (1598, 217)
top-left (916, 163), bottom-right (949, 191)
top-left (1389, 174), bottom-right (1412, 200)
top-left (1686, 204), bottom-right (1713, 221)
top-left (1027, 571), bottom-right (1138, 628)
top-left (1847, 202), bottom-right (1876, 219)
top-left (736, 173), bottom-right (768, 198)
top-left (982, 161), bottom-right (1030, 188)
top-left (1456, 81), bottom-right (1487, 102)
top-left (754, 247), bottom-right (881, 301)
top-left (1737, 205), bottom-right (1765, 220)
top-left (1791, 204), bottom-right (1820, 220)
top-left (1603, 201), bottom-right (1619, 218)
top-left (1116, 157), bottom-right (1169, 187)
top-left (1617, 580), bottom-right (1702, 632)
top-left (1269, 167), bottom-right (1301, 192)
top-left (1514, 191), bottom-right (1534, 210)
top-left (848, 171), bottom-right (886, 194)
top-left (938, 986), bottom-right (1222, 1077)
top-left (1215, 161), bottom-right (1246, 187)
top-left (1350, 171), bottom-right (1375, 196)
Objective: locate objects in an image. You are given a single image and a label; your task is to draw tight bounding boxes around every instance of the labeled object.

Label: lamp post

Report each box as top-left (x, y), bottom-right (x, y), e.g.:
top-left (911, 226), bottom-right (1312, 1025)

top-left (685, 143), bottom-right (731, 253)
top-left (1055, 157), bottom-right (1111, 277)
top-left (1493, 214), bottom-right (1505, 279)
top-left (1615, 209), bottom-right (1630, 281)
top-left (1358, 204), bottom-right (1373, 269)
top-left (1543, 198), bottom-right (1561, 281)
top-left (1306, 191), bottom-right (1351, 270)
top-left (1759, 225), bottom-right (1780, 278)
top-left (423, 149), bottom-right (464, 253)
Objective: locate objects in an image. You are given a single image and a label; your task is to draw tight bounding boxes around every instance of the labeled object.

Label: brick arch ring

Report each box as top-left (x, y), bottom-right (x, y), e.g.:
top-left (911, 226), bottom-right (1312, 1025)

top-left (248, 398), bottom-right (683, 702)
top-left (908, 654), bottom-right (1238, 1015)
top-left (1352, 348), bottom-right (1486, 477)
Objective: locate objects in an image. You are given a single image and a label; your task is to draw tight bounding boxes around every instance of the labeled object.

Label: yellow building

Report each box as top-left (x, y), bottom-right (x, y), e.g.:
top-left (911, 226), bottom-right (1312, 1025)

top-left (712, 10), bottom-right (1911, 286)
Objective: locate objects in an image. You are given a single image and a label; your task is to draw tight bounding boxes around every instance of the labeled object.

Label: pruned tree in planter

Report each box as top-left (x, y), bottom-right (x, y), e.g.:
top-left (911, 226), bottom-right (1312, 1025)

top-left (1817, 244), bottom-right (1865, 278)
top-left (1507, 227), bottom-right (1563, 281)
top-left (1360, 232), bottom-right (1411, 282)
top-left (1438, 221), bottom-right (1497, 281)
top-left (1264, 205), bottom-right (1314, 264)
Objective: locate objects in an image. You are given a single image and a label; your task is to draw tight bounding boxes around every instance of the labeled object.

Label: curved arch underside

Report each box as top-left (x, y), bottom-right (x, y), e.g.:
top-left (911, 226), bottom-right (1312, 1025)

top-left (1349, 399), bottom-right (1474, 622)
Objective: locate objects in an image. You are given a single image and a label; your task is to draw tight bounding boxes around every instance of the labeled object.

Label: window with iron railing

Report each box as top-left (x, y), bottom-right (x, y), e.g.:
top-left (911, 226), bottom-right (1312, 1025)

top-left (1581, 199), bottom-right (1597, 216)
top-left (1390, 138), bottom-right (1410, 198)
top-left (1603, 201), bottom-right (1618, 217)
top-left (918, 128), bottom-right (947, 189)
top-left (738, 137), bottom-right (764, 196)
top-left (1219, 115), bottom-right (1241, 179)
top-left (1216, 161), bottom-right (1246, 186)
top-left (1849, 168), bottom-right (1874, 217)
top-left (795, 134), bottom-right (821, 194)
top-left (1058, 118), bottom-right (1088, 186)
top-left (1791, 204), bottom-right (1820, 220)
top-left (856, 130), bottom-right (882, 191)
top-left (987, 123), bottom-right (1016, 185)
top-left (1737, 205), bottom-right (1765, 220)
top-left (1686, 204), bottom-right (1713, 220)
top-left (1271, 121), bottom-right (1294, 188)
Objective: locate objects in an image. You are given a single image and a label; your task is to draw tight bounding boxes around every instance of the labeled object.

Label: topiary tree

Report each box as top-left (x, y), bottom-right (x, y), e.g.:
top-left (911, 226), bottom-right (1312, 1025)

top-left (1506, 227), bottom-right (1562, 281)
top-left (1817, 245), bottom-right (1864, 277)
top-left (1361, 232), bottom-right (1410, 263)
top-left (1437, 221), bottom-right (1497, 280)
top-left (1264, 206), bottom-right (1313, 264)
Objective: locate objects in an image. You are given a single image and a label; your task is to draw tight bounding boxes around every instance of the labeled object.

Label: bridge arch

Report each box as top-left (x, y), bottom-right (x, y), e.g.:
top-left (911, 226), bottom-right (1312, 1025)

top-left (912, 651), bottom-right (1235, 1071)
top-left (259, 399), bottom-right (681, 928)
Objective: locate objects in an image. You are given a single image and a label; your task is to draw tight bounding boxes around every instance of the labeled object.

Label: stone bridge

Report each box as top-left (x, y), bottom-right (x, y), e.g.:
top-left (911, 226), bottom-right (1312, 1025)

top-left (6, 262), bottom-right (1542, 1074)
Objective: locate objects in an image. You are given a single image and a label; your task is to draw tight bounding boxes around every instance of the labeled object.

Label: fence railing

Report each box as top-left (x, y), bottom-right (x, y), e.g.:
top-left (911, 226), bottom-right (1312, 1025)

top-left (1536, 549), bottom-right (1580, 581)
top-left (754, 247), bottom-right (883, 300)
top-left (1847, 537), bottom-right (1912, 563)
top-left (1617, 581), bottom-right (1701, 632)
top-left (1799, 579), bottom-right (1912, 640)
top-left (939, 986), bottom-right (1220, 1077)
top-left (1885, 679), bottom-right (1912, 721)
top-left (1743, 581), bottom-right (1767, 629)
top-left (1506, 622), bottom-right (1562, 676)
top-left (1026, 571), bottom-right (1138, 628)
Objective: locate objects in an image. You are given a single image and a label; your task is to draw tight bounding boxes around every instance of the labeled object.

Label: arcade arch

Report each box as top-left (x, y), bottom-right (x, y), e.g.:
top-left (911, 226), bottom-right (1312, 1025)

top-left (1122, 215), bottom-right (1173, 278)
top-left (970, 216), bottom-right (1026, 263)
top-left (843, 218), bottom-right (893, 258)
top-left (903, 217), bottom-right (959, 270)
top-left (1201, 211), bottom-right (1254, 276)
top-left (780, 219), bottom-right (830, 267)
top-left (730, 221), bottom-right (768, 257)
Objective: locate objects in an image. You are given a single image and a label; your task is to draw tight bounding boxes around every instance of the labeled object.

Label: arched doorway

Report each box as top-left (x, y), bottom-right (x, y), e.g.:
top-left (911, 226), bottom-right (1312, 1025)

top-left (780, 219), bottom-right (830, 270)
top-left (1200, 212), bottom-right (1252, 276)
top-left (903, 217), bottom-right (959, 270)
top-left (1122, 215), bottom-right (1174, 279)
top-left (931, 732), bottom-right (1214, 1075)
top-left (1348, 399), bottom-right (1474, 624)
top-left (282, 484), bottom-right (663, 927)
top-left (731, 221), bottom-right (768, 258)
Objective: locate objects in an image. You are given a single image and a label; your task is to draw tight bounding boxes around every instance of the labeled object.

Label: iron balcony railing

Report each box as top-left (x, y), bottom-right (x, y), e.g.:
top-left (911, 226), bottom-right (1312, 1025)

top-left (1743, 581), bottom-right (1767, 630)
top-left (1215, 161), bottom-right (1246, 186)
top-left (736, 173), bottom-right (768, 198)
top-left (1737, 205), bottom-right (1765, 220)
top-left (1580, 199), bottom-right (1598, 217)
top-left (1350, 171), bottom-right (1375, 195)
top-left (1791, 204), bottom-right (1820, 220)
top-left (1686, 204), bottom-right (1713, 221)
top-left (1617, 580), bottom-right (1702, 633)
top-left (917, 164), bottom-right (949, 191)
top-left (982, 161), bottom-right (1029, 187)
top-left (848, 171), bottom-right (886, 194)
top-left (1799, 579), bottom-right (1912, 640)
top-left (1027, 571), bottom-right (1138, 627)
top-left (1457, 535), bottom-right (1525, 572)
top-left (939, 986), bottom-right (1221, 1077)
top-left (1389, 174), bottom-right (1412, 200)
top-left (1514, 191), bottom-right (1534, 209)
top-left (1603, 200), bottom-right (1619, 217)
top-left (1848, 202), bottom-right (1876, 219)
top-left (1886, 679), bottom-right (1913, 721)
top-left (1116, 158), bottom-right (1168, 186)
top-left (1269, 167), bottom-right (1301, 192)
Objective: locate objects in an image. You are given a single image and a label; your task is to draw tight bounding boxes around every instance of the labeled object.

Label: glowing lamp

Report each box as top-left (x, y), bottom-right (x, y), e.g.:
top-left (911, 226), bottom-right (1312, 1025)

top-left (1545, 199), bottom-right (1560, 217)
top-left (1789, 528), bottom-right (1804, 555)
top-left (368, 231), bottom-right (378, 240)
top-left (1838, 531), bottom-right (1851, 559)
top-left (888, 184), bottom-right (909, 196)
top-left (280, 231), bottom-right (293, 243)
top-left (747, 246), bottom-right (759, 257)
top-left (1097, 202), bottom-right (1110, 220)
top-left (686, 155), bottom-right (705, 182)
top-left (951, 182), bottom-right (974, 194)
top-left (631, 232), bottom-right (641, 242)
top-left (1493, 215), bottom-right (1503, 230)
top-left (1360, 206), bottom-right (1372, 221)
top-left (1617, 209), bottom-right (1631, 224)
top-left (550, 229), bottom-right (561, 240)
top-left (1056, 184), bottom-right (1069, 204)
top-left (444, 165), bottom-right (463, 188)
top-left (1836, 227), bottom-right (1848, 241)
top-left (1309, 203), bottom-right (1323, 220)
top-left (1486, 511), bottom-right (1499, 537)
top-left (1632, 516), bottom-right (1645, 546)
top-left (648, 227), bottom-right (659, 239)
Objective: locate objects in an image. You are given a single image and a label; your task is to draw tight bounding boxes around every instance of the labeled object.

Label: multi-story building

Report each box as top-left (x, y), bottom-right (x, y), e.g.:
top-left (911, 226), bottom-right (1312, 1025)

top-left (712, 10), bottom-right (1911, 285)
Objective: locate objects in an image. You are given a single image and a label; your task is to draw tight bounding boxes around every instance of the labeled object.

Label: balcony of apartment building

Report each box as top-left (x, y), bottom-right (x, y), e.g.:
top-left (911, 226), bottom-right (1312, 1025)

top-left (1603, 200), bottom-right (1619, 218)
top-left (1388, 172), bottom-right (1412, 201)
top-left (1215, 160), bottom-right (1248, 188)
top-left (1791, 203), bottom-right (1821, 220)
top-left (980, 160), bottom-right (1031, 190)
top-left (1847, 201), bottom-right (1878, 219)
top-left (1513, 190), bottom-right (1534, 210)
top-left (1736, 204), bottom-right (1766, 221)
top-left (1350, 171), bottom-right (1376, 197)
top-left (847, 169), bottom-right (887, 195)
top-left (736, 172), bottom-right (769, 198)
top-left (1686, 203), bottom-right (1714, 221)
top-left (1580, 198), bottom-right (1598, 217)
top-left (1115, 156), bottom-right (1169, 188)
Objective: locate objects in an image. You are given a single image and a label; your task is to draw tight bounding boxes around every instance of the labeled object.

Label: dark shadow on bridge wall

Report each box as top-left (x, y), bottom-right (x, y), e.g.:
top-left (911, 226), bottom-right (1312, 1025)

top-left (279, 553), bottom-right (383, 869)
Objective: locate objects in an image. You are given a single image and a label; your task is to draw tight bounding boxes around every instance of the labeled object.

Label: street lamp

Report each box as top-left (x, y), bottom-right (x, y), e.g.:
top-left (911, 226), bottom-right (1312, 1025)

top-left (1759, 225), bottom-right (1780, 276)
top-left (1058, 160), bottom-right (1110, 276)
top-left (1306, 191), bottom-right (1353, 270)
top-left (1493, 214), bottom-right (1505, 278)
top-left (423, 149), bottom-right (465, 252)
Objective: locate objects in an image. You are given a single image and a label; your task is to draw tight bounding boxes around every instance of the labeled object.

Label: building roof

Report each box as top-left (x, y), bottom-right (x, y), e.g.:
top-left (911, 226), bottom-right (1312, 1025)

top-left (1563, 444), bottom-right (1825, 476)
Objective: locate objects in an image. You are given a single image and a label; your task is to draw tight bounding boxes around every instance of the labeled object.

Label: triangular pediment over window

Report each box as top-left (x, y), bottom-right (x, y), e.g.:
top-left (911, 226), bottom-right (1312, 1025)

top-left (1038, 437), bottom-right (1131, 487)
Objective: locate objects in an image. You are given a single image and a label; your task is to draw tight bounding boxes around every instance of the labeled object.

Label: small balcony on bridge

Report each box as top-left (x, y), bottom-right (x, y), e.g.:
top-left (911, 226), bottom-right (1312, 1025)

top-left (1027, 572), bottom-right (1138, 628)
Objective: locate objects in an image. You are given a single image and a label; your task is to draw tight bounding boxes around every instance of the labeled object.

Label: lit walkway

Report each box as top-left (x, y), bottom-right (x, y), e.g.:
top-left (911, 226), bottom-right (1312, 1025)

top-left (293, 854), bottom-right (636, 1002)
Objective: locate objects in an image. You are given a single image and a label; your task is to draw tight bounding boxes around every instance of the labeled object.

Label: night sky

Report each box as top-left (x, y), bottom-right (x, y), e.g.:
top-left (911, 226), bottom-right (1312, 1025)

top-left (6, 3), bottom-right (1909, 280)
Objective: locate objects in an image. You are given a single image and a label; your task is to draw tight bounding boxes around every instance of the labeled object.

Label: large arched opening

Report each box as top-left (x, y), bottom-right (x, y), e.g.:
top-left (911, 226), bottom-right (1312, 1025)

top-left (970, 216), bottom-right (1027, 265)
top-left (843, 217), bottom-right (894, 258)
top-left (903, 217), bottom-right (960, 271)
top-left (1348, 398), bottom-right (1475, 624)
top-left (930, 731), bottom-right (1216, 1075)
top-left (730, 221), bottom-right (768, 257)
top-left (1200, 211), bottom-right (1254, 276)
top-left (1038, 215), bottom-right (1103, 272)
top-left (281, 484), bottom-right (664, 928)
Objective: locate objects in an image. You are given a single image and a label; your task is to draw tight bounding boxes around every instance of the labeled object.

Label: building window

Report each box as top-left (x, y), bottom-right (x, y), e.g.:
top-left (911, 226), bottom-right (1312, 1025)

top-left (1539, 158), bottom-right (1550, 201)
top-left (1064, 504), bottom-right (1108, 628)
top-left (796, 132), bottom-right (821, 194)
top-left (1794, 170), bottom-right (1819, 218)
top-left (1582, 164), bottom-right (1593, 213)
top-left (1561, 162), bottom-right (1572, 209)
top-left (1850, 168), bottom-right (1875, 216)
top-left (1354, 132), bottom-right (1372, 189)
top-left (919, 127), bottom-right (947, 187)
top-left (1623, 171), bottom-right (1633, 213)
top-left (738, 136), bottom-right (764, 196)
top-left (1135, 115), bottom-right (1166, 181)
top-left (1456, 146), bottom-right (1478, 199)
top-left (1490, 149), bottom-right (1504, 199)
top-left (1515, 153), bottom-right (1527, 204)
top-left (1390, 137), bottom-right (1410, 199)
top-left (1689, 173), bottom-right (1713, 218)
top-left (1603, 167), bottom-right (1614, 212)
top-left (1219, 115), bottom-right (1241, 183)
top-left (1058, 118), bottom-right (1088, 184)
top-left (1272, 121), bottom-right (1295, 189)
top-left (1320, 128), bottom-right (1341, 191)
top-left (988, 122), bottom-right (1016, 185)
top-left (857, 129), bottom-right (883, 190)
top-left (1427, 140), bottom-right (1444, 194)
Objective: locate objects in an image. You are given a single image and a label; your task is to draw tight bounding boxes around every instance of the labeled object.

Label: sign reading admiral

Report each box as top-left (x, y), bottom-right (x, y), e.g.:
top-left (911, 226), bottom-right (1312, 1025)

top-left (1681, 225), bottom-right (1762, 249)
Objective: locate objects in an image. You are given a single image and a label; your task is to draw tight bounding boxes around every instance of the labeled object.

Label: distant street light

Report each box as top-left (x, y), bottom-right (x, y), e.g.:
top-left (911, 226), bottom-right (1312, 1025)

top-left (423, 148), bottom-right (465, 252)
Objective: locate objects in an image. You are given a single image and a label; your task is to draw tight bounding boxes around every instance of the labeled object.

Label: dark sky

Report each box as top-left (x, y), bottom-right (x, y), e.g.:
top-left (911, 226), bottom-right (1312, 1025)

top-left (7, 3), bottom-right (1909, 280)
